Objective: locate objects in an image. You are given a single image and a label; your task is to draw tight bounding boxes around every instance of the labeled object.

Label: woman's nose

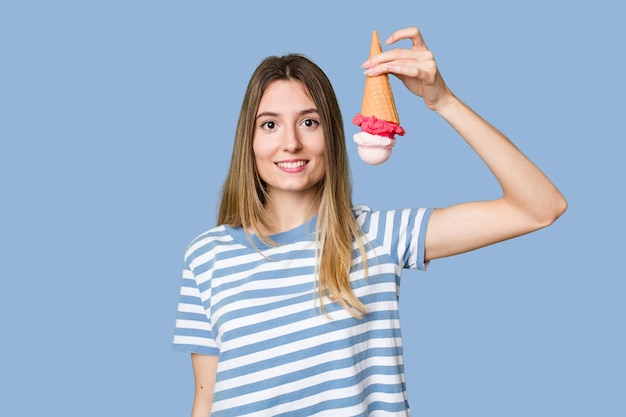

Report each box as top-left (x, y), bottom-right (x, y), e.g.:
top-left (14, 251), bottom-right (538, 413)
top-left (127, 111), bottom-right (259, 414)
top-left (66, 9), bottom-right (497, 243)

top-left (282, 127), bottom-right (302, 152)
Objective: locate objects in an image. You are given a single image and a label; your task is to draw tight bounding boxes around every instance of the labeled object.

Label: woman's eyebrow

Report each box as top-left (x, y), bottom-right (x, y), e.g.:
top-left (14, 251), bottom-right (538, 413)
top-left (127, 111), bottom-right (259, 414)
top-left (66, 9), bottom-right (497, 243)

top-left (255, 108), bottom-right (319, 120)
top-left (299, 108), bottom-right (319, 116)
top-left (255, 111), bottom-right (278, 120)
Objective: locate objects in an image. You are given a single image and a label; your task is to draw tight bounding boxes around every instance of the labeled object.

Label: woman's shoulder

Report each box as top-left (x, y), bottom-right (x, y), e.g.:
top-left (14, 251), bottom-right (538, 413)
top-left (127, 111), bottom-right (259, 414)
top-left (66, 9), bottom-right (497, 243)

top-left (183, 224), bottom-right (231, 260)
top-left (352, 204), bottom-right (397, 220)
top-left (353, 204), bottom-right (434, 231)
top-left (352, 204), bottom-right (372, 217)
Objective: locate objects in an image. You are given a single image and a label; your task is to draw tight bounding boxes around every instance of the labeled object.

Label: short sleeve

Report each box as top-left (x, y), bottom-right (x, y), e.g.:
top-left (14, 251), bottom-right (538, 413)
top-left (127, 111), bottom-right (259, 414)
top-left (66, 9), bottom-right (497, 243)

top-left (172, 260), bottom-right (219, 355)
top-left (356, 205), bottom-right (434, 271)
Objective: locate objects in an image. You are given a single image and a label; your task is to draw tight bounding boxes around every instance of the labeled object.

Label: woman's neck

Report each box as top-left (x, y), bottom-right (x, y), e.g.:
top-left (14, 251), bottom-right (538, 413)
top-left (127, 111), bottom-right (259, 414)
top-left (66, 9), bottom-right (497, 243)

top-left (261, 192), bottom-right (319, 235)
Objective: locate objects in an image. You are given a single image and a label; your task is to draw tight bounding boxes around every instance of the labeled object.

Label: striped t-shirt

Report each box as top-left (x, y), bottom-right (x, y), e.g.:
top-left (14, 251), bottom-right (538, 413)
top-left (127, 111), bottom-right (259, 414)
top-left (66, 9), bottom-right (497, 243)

top-left (173, 205), bottom-right (433, 416)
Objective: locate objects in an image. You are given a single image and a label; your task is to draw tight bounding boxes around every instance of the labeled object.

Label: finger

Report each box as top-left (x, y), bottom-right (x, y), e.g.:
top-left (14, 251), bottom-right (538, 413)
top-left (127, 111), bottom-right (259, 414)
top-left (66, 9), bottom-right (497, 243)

top-left (363, 49), bottom-right (434, 69)
top-left (365, 59), bottom-right (436, 82)
top-left (388, 61), bottom-right (437, 83)
top-left (386, 26), bottom-right (428, 51)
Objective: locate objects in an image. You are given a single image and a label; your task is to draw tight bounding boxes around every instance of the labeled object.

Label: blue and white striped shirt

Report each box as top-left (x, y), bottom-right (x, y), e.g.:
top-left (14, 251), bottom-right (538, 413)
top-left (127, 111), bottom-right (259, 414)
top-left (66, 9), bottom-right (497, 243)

top-left (173, 205), bottom-right (433, 416)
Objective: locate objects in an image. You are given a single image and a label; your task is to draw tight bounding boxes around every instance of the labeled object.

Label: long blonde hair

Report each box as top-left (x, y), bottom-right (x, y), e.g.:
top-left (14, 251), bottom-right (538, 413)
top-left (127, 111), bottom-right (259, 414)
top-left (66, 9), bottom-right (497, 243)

top-left (218, 54), bottom-right (368, 317)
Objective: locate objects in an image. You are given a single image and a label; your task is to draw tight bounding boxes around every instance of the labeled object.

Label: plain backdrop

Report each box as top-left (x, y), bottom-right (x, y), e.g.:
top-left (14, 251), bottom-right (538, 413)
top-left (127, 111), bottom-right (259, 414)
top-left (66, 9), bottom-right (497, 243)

top-left (1, 1), bottom-right (624, 416)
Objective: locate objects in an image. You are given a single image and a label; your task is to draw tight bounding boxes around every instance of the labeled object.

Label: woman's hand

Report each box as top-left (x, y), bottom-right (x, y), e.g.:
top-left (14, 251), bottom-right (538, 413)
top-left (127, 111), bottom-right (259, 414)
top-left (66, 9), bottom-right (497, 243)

top-left (361, 26), bottom-right (453, 111)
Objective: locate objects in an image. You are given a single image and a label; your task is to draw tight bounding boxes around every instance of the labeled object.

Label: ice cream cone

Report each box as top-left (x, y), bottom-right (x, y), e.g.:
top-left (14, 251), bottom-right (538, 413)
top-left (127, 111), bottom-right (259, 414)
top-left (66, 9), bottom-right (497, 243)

top-left (360, 30), bottom-right (400, 125)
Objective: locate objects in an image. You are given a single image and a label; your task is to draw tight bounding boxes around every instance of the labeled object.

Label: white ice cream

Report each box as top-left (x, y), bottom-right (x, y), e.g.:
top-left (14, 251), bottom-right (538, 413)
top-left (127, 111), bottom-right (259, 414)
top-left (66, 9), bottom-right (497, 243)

top-left (353, 131), bottom-right (396, 165)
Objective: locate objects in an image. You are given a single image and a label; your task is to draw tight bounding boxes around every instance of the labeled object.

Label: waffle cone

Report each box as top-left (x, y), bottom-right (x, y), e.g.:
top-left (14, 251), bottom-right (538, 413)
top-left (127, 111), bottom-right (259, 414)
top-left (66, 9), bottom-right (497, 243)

top-left (360, 30), bottom-right (400, 125)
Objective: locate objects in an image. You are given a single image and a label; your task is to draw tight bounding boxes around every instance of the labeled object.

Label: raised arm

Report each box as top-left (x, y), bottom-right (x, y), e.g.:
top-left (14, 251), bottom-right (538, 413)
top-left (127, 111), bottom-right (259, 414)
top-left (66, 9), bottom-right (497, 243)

top-left (362, 27), bottom-right (567, 260)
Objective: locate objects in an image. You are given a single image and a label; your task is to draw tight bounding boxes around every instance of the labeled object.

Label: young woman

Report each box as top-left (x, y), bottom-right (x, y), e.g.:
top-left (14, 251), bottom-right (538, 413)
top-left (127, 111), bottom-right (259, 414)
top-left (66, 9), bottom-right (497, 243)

top-left (173, 26), bottom-right (567, 417)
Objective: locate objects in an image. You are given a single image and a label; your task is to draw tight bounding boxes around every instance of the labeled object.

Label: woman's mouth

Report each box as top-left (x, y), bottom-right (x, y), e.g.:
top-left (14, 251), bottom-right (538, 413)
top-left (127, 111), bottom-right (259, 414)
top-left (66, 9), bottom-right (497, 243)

top-left (276, 160), bottom-right (308, 169)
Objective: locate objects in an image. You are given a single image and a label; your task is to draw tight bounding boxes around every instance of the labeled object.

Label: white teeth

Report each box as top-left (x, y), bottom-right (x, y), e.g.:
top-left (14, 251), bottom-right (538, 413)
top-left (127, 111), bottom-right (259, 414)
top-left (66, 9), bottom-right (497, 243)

top-left (277, 161), bottom-right (306, 169)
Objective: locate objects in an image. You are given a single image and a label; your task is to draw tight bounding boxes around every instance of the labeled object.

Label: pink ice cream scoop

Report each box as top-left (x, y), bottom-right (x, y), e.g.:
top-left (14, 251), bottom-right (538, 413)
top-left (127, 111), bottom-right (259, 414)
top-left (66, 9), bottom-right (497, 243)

top-left (353, 114), bottom-right (405, 165)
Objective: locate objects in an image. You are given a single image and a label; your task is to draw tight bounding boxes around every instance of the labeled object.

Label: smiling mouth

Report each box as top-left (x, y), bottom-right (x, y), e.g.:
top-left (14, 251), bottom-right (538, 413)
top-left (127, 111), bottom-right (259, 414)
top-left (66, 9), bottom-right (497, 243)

top-left (276, 160), bottom-right (308, 169)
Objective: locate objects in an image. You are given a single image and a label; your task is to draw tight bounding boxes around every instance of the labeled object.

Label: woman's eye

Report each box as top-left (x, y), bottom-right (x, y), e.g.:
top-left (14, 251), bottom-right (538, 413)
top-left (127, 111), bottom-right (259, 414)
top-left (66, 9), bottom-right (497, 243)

top-left (303, 119), bottom-right (319, 128)
top-left (261, 121), bottom-right (276, 130)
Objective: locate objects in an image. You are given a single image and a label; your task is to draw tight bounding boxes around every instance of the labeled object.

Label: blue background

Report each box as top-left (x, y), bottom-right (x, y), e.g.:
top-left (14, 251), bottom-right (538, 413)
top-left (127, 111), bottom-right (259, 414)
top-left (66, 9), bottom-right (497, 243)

top-left (1, 1), bottom-right (624, 415)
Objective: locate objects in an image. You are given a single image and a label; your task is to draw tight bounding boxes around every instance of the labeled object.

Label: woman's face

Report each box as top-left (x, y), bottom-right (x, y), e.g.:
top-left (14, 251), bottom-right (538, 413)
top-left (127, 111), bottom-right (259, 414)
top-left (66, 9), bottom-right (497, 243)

top-left (253, 80), bottom-right (326, 201)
